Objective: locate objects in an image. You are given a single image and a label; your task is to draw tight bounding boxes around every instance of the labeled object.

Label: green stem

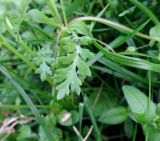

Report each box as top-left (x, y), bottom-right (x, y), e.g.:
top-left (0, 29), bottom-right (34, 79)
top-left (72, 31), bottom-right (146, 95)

top-left (132, 124), bottom-right (137, 141)
top-left (0, 104), bottom-right (52, 109)
top-left (146, 71), bottom-right (152, 141)
top-left (68, 16), bottom-right (158, 41)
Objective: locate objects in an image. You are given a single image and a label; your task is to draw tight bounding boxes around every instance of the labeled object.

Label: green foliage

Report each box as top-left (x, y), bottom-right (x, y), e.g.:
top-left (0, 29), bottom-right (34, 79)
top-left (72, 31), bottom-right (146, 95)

top-left (54, 28), bottom-right (94, 100)
top-left (16, 125), bottom-right (31, 140)
top-left (149, 24), bottom-right (160, 40)
top-left (98, 106), bottom-right (128, 125)
top-left (1, 0), bottom-right (160, 140)
top-left (33, 47), bottom-right (54, 81)
top-left (89, 90), bottom-right (117, 117)
top-left (146, 127), bottom-right (160, 141)
top-left (122, 85), bottom-right (160, 132)
top-left (28, 9), bottom-right (58, 26)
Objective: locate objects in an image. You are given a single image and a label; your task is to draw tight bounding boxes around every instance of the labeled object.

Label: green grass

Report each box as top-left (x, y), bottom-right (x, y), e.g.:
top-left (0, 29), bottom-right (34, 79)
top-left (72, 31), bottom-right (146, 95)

top-left (0, 0), bottom-right (160, 141)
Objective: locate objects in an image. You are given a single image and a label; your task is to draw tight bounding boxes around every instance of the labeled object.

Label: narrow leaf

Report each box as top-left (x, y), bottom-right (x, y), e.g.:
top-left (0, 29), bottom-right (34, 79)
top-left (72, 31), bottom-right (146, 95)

top-left (29, 9), bottom-right (57, 26)
top-left (0, 66), bottom-right (56, 141)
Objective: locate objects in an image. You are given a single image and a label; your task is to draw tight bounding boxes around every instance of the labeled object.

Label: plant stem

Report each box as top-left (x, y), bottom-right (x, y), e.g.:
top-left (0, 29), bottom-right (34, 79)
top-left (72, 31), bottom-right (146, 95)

top-left (132, 124), bottom-right (137, 141)
top-left (68, 16), bottom-right (157, 41)
top-left (146, 71), bottom-right (152, 141)
top-left (0, 104), bottom-right (52, 109)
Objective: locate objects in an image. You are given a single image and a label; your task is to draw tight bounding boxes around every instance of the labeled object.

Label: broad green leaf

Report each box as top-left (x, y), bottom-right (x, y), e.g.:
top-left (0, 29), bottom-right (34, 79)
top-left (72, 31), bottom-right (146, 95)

top-left (148, 129), bottom-right (160, 141)
top-left (143, 125), bottom-right (160, 141)
top-left (28, 9), bottom-right (57, 26)
top-left (98, 106), bottom-right (128, 125)
top-left (149, 24), bottom-right (160, 38)
top-left (122, 85), bottom-right (156, 122)
top-left (39, 114), bottom-right (61, 141)
top-left (39, 126), bottom-right (49, 141)
top-left (16, 125), bottom-right (31, 140)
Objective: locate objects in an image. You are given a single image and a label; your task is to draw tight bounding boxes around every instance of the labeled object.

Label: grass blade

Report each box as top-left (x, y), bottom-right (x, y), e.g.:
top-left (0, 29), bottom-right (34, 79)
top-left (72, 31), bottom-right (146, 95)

top-left (0, 66), bottom-right (56, 141)
top-left (49, 0), bottom-right (63, 26)
top-left (60, 0), bottom-right (67, 26)
top-left (79, 103), bottom-right (84, 141)
top-left (93, 40), bottom-right (160, 73)
top-left (113, 19), bottom-right (151, 48)
top-left (83, 94), bottom-right (102, 141)
top-left (88, 35), bottom-right (125, 66)
top-left (0, 35), bottom-right (55, 87)
top-left (130, 0), bottom-right (159, 25)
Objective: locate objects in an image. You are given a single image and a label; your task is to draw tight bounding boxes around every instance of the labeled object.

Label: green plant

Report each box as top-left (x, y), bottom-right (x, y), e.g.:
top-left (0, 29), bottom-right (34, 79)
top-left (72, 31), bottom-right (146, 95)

top-left (1, 0), bottom-right (160, 141)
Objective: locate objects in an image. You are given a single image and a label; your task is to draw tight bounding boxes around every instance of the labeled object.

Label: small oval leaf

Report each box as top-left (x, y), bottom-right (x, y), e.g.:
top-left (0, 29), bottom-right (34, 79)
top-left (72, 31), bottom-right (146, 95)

top-left (98, 106), bottom-right (128, 125)
top-left (122, 85), bottom-right (156, 122)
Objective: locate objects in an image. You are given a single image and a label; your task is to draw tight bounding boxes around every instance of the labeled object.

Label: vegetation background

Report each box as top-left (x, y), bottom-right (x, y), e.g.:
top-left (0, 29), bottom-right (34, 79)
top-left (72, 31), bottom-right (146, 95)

top-left (0, 0), bottom-right (160, 141)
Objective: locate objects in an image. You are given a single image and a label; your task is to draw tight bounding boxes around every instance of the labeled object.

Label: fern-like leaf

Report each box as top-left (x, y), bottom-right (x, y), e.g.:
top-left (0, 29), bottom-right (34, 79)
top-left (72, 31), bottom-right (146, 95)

top-left (33, 47), bottom-right (54, 81)
top-left (54, 30), bottom-right (94, 100)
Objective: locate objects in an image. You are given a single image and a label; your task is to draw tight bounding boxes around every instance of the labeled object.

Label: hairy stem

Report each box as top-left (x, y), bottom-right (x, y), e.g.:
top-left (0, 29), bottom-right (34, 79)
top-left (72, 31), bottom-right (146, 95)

top-left (68, 16), bottom-right (157, 41)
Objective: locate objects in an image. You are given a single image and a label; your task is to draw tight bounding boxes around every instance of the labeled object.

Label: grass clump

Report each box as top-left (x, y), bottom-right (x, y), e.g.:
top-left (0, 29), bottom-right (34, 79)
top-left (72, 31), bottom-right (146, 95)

top-left (0, 0), bottom-right (160, 141)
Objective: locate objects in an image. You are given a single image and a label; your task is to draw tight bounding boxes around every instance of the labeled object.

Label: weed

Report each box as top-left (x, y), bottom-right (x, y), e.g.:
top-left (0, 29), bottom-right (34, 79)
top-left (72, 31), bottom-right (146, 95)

top-left (0, 0), bottom-right (160, 141)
